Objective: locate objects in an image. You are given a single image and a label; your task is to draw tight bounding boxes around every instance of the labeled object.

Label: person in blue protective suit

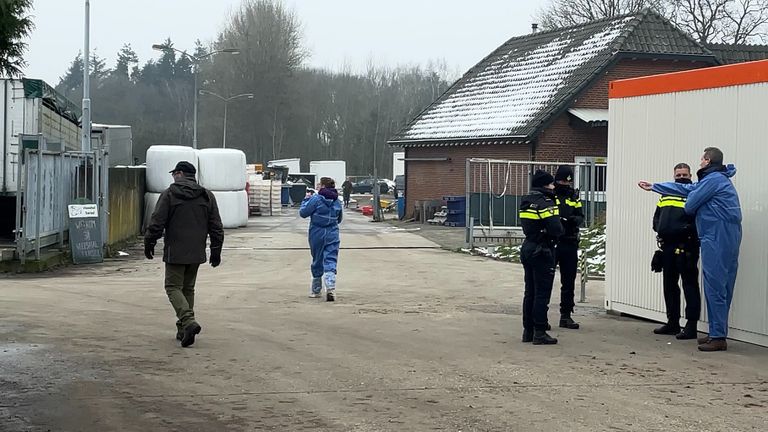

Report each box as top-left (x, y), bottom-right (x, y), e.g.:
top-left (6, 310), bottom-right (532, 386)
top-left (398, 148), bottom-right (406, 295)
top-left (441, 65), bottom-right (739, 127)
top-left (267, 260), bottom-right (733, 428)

top-left (300, 177), bottom-right (343, 302)
top-left (639, 147), bottom-right (742, 352)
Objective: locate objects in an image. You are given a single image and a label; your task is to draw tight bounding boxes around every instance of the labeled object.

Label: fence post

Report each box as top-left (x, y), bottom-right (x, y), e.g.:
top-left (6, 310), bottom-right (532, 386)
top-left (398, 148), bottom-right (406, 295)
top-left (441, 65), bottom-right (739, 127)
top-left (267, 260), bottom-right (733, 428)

top-left (579, 245), bottom-right (589, 303)
top-left (35, 150), bottom-right (42, 261)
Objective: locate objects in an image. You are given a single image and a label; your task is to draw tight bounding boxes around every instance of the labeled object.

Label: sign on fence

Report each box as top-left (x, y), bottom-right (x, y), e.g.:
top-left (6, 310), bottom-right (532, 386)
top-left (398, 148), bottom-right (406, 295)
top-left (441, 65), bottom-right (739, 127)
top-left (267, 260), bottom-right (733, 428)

top-left (67, 204), bottom-right (103, 264)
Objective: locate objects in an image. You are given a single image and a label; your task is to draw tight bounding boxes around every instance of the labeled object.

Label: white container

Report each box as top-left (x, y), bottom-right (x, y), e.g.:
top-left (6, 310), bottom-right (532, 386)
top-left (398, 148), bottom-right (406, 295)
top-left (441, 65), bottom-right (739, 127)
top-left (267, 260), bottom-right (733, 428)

top-left (143, 192), bottom-right (162, 232)
top-left (198, 148), bottom-right (247, 191)
top-left (309, 160), bottom-right (346, 186)
top-left (606, 60), bottom-right (768, 347)
top-left (212, 190), bottom-right (248, 228)
top-left (145, 145), bottom-right (198, 193)
top-left (268, 158), bottom-right (300, 173)
top-left (393, 151), bottom-right (405, 178)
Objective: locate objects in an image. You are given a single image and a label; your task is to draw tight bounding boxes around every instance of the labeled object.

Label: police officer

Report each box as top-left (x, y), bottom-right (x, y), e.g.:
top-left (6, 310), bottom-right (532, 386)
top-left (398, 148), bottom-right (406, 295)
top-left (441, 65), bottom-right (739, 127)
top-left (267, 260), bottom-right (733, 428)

top-left (520, 170), bottom-right (564, 345)
top-left (651, 163), bottom-right (700, 339)
top-left (553, 166), bottom-right (584, 330)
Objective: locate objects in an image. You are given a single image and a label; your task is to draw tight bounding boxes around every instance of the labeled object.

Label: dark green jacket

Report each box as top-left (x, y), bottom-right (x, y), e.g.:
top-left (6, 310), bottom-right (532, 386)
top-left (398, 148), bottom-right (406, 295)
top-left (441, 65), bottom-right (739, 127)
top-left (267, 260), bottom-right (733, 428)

top-left (145, 175), bottom-right (224, 264)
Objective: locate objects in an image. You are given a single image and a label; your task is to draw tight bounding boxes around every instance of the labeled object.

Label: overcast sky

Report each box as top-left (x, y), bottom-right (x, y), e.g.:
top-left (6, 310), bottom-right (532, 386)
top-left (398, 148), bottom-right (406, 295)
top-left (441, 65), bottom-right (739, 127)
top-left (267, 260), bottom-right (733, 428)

top-left (23, 0), bottom-right (546, 85)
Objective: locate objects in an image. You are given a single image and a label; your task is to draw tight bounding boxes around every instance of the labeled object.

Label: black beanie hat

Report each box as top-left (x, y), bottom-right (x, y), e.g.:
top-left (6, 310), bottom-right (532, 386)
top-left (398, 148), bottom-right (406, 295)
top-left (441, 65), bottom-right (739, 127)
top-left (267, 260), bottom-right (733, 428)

top-left (532, 170), bottom-right (554, 188)
top-left (555, 165), bottom-right (574, 182)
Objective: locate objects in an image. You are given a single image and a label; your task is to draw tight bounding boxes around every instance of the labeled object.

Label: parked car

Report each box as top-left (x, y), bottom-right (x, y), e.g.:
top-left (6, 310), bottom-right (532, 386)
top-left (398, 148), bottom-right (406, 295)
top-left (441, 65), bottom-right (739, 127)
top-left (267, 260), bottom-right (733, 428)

top-left (352, 178), bottom-right (389, 194)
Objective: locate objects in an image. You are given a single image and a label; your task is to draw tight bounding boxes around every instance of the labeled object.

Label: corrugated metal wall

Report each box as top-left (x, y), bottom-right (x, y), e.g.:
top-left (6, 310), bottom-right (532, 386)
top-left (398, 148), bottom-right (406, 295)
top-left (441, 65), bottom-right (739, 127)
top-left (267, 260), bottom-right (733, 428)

top-left (607, 83), bottom-right (768, 347)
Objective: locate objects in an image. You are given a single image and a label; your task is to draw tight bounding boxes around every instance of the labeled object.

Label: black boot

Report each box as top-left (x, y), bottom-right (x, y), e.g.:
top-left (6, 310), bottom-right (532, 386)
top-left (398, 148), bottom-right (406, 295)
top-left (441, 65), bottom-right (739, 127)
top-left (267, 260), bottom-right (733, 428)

top-left (653, 322), bottom-right (680, 335)
top-left (676, 320), bottom-right (697, 340)
top-left (522, 328), bottom-right (534, 343)
top-left (532, 330), bottom-right (558, 345)
top-left (181, 322), bottom-right (202, 348)
top-left (559, 314), bottom-right (580, 329)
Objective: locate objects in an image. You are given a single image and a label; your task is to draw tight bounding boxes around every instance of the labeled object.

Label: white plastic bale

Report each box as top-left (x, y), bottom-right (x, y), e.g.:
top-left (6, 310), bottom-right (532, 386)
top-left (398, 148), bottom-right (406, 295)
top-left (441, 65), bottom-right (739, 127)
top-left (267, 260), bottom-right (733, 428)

top-left (143, 192), bottom-right (162, 232)
top-left (212, 190), bottom-right (249, 228)
top-left (198, 149), bottom-right (247, 191)
top-left (146, 145), bottom-right (198, 193)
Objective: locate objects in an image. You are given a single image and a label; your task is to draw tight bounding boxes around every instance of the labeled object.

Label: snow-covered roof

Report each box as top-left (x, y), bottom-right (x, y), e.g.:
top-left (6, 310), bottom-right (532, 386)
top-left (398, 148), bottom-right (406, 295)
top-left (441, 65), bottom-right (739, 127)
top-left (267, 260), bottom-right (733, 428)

top-left (389, 10), bottom-right (714, 146)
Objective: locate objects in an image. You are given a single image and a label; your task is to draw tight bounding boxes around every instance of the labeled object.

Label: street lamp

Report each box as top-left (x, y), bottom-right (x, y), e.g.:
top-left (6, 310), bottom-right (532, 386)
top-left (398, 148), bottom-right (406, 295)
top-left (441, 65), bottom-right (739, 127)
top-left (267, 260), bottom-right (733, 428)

top-left (151, 44), bottom-right (240, 149)
top-left (198, 90), bottom-right (254, 148)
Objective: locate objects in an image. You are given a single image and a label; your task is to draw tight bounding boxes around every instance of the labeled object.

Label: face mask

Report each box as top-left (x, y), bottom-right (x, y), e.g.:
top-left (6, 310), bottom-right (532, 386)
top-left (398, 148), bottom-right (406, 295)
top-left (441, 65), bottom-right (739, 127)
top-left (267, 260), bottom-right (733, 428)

top-left (675, 177), bottom-right (692, 184)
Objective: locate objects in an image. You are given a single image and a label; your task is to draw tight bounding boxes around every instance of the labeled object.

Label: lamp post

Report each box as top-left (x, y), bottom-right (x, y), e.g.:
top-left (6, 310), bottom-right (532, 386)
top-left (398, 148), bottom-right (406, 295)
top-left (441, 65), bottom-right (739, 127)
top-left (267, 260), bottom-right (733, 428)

top-left (198, 90), bottom-right (254, 148)
top-left (151, 44), bottom-right (240, 149)
top-left (81, 0), bottom-right (91, 152)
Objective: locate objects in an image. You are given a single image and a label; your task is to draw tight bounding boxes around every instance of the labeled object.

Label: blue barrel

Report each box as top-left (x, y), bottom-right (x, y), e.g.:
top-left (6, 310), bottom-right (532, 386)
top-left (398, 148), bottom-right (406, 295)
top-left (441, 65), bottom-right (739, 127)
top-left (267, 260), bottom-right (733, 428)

top-left (397, 196), bottom-right (405, 220)
top-left (281, 184), bottom-right (291, 205)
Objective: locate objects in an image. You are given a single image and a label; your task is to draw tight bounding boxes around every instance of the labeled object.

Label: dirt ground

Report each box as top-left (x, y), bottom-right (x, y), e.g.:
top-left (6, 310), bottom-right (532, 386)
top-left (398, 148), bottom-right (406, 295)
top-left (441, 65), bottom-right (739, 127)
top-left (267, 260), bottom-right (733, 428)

top-left (1, 211), bottom-right (766, 432)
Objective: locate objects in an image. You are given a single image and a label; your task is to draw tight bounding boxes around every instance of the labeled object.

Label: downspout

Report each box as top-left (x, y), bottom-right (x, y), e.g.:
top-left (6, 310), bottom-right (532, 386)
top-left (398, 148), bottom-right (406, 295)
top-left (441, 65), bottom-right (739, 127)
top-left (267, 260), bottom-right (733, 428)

top-left (2, 80), bottom-right (8, 193)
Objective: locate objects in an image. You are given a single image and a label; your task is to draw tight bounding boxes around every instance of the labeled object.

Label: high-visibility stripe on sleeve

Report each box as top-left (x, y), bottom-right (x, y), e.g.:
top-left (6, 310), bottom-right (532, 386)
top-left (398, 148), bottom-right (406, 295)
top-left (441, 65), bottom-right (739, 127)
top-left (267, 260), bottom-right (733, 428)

top-left (565, 198), bottom-right (582, 208)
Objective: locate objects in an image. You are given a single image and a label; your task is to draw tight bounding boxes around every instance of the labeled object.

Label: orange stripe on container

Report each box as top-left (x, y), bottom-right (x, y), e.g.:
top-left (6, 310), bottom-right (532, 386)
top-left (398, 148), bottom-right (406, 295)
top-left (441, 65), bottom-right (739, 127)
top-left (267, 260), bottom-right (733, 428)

top-left (609, 59), bottom-right (768, 99)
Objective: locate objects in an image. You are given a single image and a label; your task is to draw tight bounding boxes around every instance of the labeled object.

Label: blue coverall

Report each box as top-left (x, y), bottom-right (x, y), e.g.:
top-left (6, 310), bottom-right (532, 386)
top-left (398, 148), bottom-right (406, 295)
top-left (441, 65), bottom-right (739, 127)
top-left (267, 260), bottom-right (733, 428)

top-left (651, 164), bottom-right (742, 338)
top-left (300, 193), bottom-right (343, 292)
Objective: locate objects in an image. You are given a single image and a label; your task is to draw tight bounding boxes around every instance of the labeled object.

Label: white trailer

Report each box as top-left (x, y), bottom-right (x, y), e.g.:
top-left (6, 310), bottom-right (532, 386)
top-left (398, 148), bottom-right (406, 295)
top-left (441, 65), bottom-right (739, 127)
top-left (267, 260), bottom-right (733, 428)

top-left (309, 160), bottom-right (346, 186)
top-left (268, 158), bottom-right (301, 174)
top-left (2, 78), bottom-right (82, 195)
top-left (606, 59), bottom-right (768, 347)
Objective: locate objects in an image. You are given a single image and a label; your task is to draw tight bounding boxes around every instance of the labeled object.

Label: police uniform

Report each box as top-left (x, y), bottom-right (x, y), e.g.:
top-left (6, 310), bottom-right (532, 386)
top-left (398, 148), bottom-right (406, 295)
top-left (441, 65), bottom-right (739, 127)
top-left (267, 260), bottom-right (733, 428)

top-left (652, 186), bottom-right (701, 339)
top-left (553, 166), bottom-right (584, 330)
top-left (519, 170), bottom-right (564, 345)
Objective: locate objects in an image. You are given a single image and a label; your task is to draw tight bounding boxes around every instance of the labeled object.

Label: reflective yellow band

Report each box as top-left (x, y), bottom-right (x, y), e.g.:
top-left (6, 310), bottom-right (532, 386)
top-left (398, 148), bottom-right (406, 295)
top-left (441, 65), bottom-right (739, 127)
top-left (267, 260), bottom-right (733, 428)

top-left (519, 207), bottom-right (559, 219)
top-left (565, 199), bottom-right (582, 208)
top-left (658, 201), bottom-right (685, 208)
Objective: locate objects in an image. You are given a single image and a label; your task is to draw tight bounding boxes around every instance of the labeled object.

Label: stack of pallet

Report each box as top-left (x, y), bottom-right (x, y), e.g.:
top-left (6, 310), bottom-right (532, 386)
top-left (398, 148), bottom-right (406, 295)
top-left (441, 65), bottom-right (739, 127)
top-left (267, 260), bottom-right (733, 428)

top-left (270, 181), bottom-right (282, 215)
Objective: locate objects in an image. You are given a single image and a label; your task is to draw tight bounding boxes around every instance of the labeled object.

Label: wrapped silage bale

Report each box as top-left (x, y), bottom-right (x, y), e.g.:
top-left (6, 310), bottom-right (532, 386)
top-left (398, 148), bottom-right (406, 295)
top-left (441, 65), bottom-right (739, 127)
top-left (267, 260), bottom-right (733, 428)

top-left (146, 145), bottom-right (198, 193)
top-left (212, 190), bottom-right (249, 228)
top-left (143, 192), bottom-right (162, 232)
top-left (197, 149), bottom-right (247, 191)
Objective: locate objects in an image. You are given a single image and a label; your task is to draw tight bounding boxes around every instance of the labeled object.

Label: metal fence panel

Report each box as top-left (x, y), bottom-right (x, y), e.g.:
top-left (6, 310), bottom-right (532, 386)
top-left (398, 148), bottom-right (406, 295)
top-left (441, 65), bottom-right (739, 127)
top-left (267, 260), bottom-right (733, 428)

top-left (466, 158), bottom-right (607, 245)
top-left (15, 139), bottom-right (101, 262)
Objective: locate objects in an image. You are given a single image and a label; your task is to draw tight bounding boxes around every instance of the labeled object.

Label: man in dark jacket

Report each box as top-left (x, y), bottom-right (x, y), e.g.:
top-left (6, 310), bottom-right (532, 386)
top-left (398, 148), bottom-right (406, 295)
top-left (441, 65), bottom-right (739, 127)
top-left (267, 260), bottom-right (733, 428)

top-left (519, 170), bottom-right (564, 345)
top-left (341, 178), bottom-right (353, 208)
top-left (651, 163), bottom-right (700, 340)
top-left (553, 165), bottom-right (584, 330)
top-left (145, 161), bottom-right (224, 348)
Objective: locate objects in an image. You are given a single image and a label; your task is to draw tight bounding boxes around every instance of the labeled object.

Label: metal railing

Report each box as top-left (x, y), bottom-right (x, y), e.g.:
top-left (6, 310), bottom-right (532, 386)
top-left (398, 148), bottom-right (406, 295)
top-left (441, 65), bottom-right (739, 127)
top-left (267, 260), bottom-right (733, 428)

top-left (15, 135), bottom-right (102, 262)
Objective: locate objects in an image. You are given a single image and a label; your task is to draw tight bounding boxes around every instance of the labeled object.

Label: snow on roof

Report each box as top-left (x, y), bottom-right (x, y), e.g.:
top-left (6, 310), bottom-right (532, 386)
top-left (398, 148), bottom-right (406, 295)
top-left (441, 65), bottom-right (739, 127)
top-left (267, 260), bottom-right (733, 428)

top-left (390, 10), bottom-right (715, 146)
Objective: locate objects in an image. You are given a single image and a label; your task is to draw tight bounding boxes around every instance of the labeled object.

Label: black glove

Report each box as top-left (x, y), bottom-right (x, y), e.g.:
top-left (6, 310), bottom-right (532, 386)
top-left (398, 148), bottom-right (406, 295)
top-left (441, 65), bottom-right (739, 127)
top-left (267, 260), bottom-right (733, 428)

top-left (144, 242), bottom-right (155, 260)
top-left (209, 249), bottom-right (221, 268)
top-left (651, 249), bottom-right (663, 273)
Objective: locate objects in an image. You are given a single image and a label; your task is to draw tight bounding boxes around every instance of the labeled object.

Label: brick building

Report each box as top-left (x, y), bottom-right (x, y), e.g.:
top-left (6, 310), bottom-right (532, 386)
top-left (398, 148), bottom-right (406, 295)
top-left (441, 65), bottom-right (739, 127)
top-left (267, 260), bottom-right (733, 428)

top-left (388, 10), bottom-right (747, 218)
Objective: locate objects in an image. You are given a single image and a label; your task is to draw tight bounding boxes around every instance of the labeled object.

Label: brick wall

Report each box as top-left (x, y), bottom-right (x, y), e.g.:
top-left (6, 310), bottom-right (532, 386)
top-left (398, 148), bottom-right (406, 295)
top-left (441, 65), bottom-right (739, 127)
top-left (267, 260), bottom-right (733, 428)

top-left (404, 144), bottom-right (531, 218)
top-left (536, 58), bottom-right (711, 161)
top-left (403, 59), bottom-right (712, 217)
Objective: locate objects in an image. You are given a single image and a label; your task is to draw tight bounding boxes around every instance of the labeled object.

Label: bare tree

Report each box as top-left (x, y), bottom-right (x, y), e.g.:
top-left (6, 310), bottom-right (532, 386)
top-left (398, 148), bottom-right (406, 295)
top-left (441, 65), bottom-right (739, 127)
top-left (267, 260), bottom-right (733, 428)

top-left (722, 0), bottom-right (768, 43)
top-left (537, 0), bottom-right (768, 43)
top-left (536, 0), bottom-right (663, 29)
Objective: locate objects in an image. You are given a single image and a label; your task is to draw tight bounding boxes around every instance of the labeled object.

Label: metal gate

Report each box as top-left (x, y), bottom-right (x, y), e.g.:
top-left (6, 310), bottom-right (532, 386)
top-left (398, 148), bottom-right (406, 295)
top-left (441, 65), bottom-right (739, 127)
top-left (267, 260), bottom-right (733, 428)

top-left (15, 135), bottom-right (104, 262)
top-left (465, 158), bottom-right (607, 244)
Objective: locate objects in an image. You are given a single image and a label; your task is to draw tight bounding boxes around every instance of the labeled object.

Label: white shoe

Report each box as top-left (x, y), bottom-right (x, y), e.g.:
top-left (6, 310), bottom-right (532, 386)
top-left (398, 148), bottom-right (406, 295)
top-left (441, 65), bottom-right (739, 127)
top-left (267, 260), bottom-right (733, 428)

top-left (308, 292), bottom-right (322, 298)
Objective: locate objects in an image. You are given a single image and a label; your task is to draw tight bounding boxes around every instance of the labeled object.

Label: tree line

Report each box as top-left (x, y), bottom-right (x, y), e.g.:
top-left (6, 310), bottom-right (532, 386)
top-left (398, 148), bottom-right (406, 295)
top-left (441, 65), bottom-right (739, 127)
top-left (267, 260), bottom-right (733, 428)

top-left (53, 0), bottom-right (452, 178)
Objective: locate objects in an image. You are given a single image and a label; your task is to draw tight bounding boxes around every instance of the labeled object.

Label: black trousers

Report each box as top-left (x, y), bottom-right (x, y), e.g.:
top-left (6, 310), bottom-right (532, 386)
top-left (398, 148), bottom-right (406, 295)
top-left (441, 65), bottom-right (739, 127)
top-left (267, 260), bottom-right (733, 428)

top-left (661, 241), bottom-right (701, 323)
top-left (521, 242), bottom-right (556, 331)
top-left (555, 240), bottom-right (578, 315)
